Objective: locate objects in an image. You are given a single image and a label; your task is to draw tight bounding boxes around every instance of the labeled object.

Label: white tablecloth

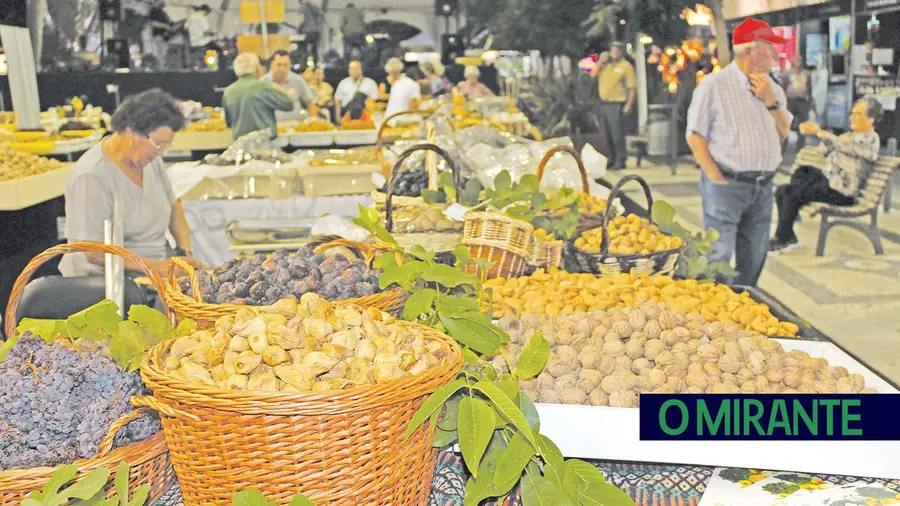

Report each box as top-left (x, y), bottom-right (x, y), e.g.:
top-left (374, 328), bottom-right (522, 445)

top-left (183, 195), bottom-right (372, 267)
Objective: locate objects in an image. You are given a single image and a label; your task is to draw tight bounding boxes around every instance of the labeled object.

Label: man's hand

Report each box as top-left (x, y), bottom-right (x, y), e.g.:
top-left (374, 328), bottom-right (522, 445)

top-left (706, 169), bottom-right (729, 185)
top-left (623, 102), bottom-right (633, 114)
top-left (184, 255), bottom-right (206, 271)
top-left (799, 121), bottom-right (821, 135)
top-left (749, 73), bottom-right (778, 108)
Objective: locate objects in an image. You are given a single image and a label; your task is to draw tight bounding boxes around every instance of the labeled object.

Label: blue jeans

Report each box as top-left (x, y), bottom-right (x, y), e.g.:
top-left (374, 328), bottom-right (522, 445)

top-left (700, 171), bottom-right (774, 286)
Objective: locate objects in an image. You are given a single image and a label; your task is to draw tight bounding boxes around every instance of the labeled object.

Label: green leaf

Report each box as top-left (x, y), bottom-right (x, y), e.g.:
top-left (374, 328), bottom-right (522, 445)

top-left (463, 347), bottom-right (480, 365)
top-left (565, 459), bottom-right (607, 485)
top-left (537, 434), bottom-right (564, 469)
top-left (115, 461), bottom-right (130, 505)
top-left (521, 472), bottom-right (569, 506)
top-left (457, 397), bottom-right (496, 477)
top-left (539, 463), bottom-right (576, 505)
top-left (451, 246), bottom-right (471, 268)
top-left (289, 492), bottom-right (316, 506)
top-left (126, 485), bottom-right (151, 506)
top-left (437, 394), bottom-right (461, 431)
top-left (432, 426), bottom-right (458, 447)
top-left (439, 295), bottom-right (479, 316)
top-left (407, 244), bottom-right (435, 261)
top-left (518, 394), bottom-right (540, 431)
top-left (460, 179), bottom-right (484, 207)
top-left (23, 464), bottom-right (78, 506)
top-left (373, 250), bottom-right (400, 270)
top-left (378, 260), bottom-right (427, 290)
top-left (578, 481), bottom-right (635, 506)
top-left (420, 189), bottom-right (443, 204)
top-left (109, 321), bottom-right (149, 372)
top-left (127, 305), bottom-right (175, 345)
top-left (516, 332), bottom-right (550, 380)
top-left (473, 380), bottom-right (536, 447)
top-left (650, 200), bottom-right (676, 227)
top-left (710, 262), bottom-right (739, 277)
top-left (490, 432), bottom-right (536, 497)
top-left (439, 312), bottom-right (505, 355)
top-left (404, 378), bottom-right (467, 439)
top-left (232, 489), bottom-right (274, 506)
top-left (495, 374), bottom-right (520, 403)
top-left (16, 319), bottom-right (68, 343)
top-left (66, 300), bottom-right (122, 340)
top-left (0, 335), bottom-right (19, 361)
top-left (352, 204), bottom-right (396, 245)
top-left (706, 227), bottom-right (721, 243)
top-left (403, 289), bottom-right (437, 321)
top-left (519, 174), bottom-right (540, 192)
top-left (473, 258), bottom-right (495, 274)
top-left (174, 318), bottom-right (198, 337)
top-left (422, 263), bottom-right (478, 288)
top-left (494, 170), bottom-right (512, 192)
top-left (687, 256), bottom-right (709, 280)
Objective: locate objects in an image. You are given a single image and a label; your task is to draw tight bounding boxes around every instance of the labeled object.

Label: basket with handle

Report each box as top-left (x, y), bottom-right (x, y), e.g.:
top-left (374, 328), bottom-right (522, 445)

top-left (163, 239), bottom-right (408, 328)
top-left (383, 143), bottom-right (465, 252)
top-left (134, 316), bottom-right (463, 505)
top-left (0, 242), bottom-right (176, 505)
top-left (534, 144), bottom-right (609, 233)
top-left (375, 110), bottom-right (455, 168)
top-left (461, 212), bottom-right (533, 280)
top-left (566, 175), bottom-right (682, 276)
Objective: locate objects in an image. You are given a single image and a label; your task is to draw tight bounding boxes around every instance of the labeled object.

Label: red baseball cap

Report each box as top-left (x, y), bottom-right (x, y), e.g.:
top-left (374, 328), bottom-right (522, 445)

top-left (732, 18), bottom-right (787, 45)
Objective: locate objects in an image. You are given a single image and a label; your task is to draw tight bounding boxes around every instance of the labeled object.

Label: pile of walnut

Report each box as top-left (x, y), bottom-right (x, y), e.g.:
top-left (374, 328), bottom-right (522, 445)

top-left (494, 302), bottom-right (875, 408)
top-left (0, 145), bottom-right (65, 181)
top-left (484, 268), bottom-right (800, 337)
top-left (161, 293), bottom-right (447, 393)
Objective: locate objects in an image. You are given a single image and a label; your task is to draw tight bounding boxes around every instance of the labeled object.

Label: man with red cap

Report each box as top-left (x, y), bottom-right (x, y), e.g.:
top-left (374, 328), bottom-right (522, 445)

top-left (685, 17), bottom-right (792, 286)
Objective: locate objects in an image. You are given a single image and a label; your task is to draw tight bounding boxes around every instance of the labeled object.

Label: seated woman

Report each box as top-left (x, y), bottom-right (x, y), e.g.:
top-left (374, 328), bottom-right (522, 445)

top-left (304, 65), bottom-right (334, 117)
top-left (456, 65), bottom-right (494, 99)
top-left (419, 60), bottom-right (450, 98)
top-left (770, 97), bottom-right (882, 253)
top-left (60, 89), bottom-right (204, 277)
top-left (378, 57), bottom-right (404, 103)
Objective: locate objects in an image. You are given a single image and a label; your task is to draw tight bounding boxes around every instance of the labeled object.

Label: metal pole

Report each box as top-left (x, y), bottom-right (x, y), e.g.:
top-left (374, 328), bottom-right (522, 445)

top-left (847, 0), bottom-right (857, 120)
top-left (635, 33), bottom-right (648, 135)
top-left (104, 194), bottom-right (125, 317)
top-left (259, 0), bottom-right (270, 59)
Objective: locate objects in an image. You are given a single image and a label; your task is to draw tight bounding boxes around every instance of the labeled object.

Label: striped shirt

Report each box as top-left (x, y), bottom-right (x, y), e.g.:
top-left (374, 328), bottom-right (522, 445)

top-left (686, 63), bottom-right (791, 173)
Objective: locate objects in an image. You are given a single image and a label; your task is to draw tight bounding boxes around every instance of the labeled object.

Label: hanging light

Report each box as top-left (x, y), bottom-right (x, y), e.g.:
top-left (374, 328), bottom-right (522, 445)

top-left (205, 50), bottom-right (217, 66)
top-left (640, 35), bottom-right (653, 45)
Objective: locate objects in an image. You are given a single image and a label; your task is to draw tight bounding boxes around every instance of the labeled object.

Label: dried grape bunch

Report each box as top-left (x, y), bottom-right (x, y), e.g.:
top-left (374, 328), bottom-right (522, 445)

top-left (160, 294), bottom-right (449, 392)
top-left (0, 333), bottom-right (159, 471)
top-left (380, 169), bottom-right (428, 197)
top-left (179, 247), bottom-right (382, 306)
top-left (497, 303), bottom-right (875, 409)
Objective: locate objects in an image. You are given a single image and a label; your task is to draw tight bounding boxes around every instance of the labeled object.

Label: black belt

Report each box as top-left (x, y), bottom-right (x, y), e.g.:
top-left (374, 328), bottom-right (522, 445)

top-left (719, 168), bottom-right (775, 185)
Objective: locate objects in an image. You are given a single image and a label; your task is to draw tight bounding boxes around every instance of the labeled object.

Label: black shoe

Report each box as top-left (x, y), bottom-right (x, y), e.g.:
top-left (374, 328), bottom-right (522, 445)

top-left (769, 237), bottom-right (800, 254)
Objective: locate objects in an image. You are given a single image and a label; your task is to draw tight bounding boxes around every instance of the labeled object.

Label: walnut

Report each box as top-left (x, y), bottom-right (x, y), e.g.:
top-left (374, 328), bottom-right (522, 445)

top-left (782, 356), bottom-right (802, 369)
top-left (546, 359), bottom-right (573, 378)
top-left (747, 351), bottom-right (767, 375)
top-left (766, 354), bottom-right (784, 371)
top-left (614, 356), bottom-right (633, 372)
top-left (723, 342), bottom-right (744, 360)
top-left (654, 350), bottom-right (676, 367)
top-left (836, 377), bottom-right (858, 394)
top-left (577, 345), bottom-right (602, 369)
top-left (537, 371), bottom-right (556, 391)
top-left (604, 331), bottom-right (622, 343)
top-left (555, 345), bottom-right (579, 363)
top-left (703, 362), bottom-right (721, 378)
top-left (673, 352), bottom-right (691, 371)
top-left (629, 331), bottom-right (648, 344)
top-left (612, 320), bottom-right (634, 337)
top-left (560, 387), bottom-right (588, 405)
top-left (740, 381), bottom-right (757, 394)
top-left (660, 330), bottom-right (678, 347)
top-left (860, 387), bottom-right (878, 394)
top-left (685, 339), bottom-right (701, 353)
top-left (721, 372), bottom-right (739, 386)
top-left (697, 344), bottom-right (719, 361)
top-left (671, 342), bottom-right (687, 354)
top-left (710, 383), bottom-right (740, 394)
top-left (555, 373), bottom-right (577, 390)
top-left (603, 340), bottom-right (627, 357)
top-left (644, 320), bottom-right (662, 339)
top-left (577, 369), bottom-right (604, 394)
top-left (625, 339), bottom-right (644, 360)
top-left (640, 302), bottom-right (660, 319)
top-left (643, 339), bottom-right (666, 360)
top-left (609, 390), bottom-right (638, 408)
top-left (628, 310), bottom-right (647, 331)
top-left (657, 310), bottom-right (676, 330)
top-left (759, 339), bottom-right (782, 353)
top-left (717, 355), bottom-right (742, 374)
top-left (648, 368), bottom-right (666, 387)
top-left (849, 373), bottom-right (866, 392)
top-left (815, 382), bottom-right (837, 394)
top-left (598, 355), bottom-right (616, 375)
top-left (687, 362), bottom-right (704, 376)
top-left (736, 367), bottom-right (754, 384)
top-left (556, 331), bottom-right (577, 346)
top-left (588, 388), bottom-right (609, 406)
top-left (601, 375), bottom-right (629, 394)
top-left (664, 377), bottom-right (686, 393)
top-left (766, 369), bottom-right (785, 384)
top-left (829, 366), bottom-right (850, 379)
top-left (798, 384), bottom-right (816, 394)
top-left (613, 370), bottom-right (638, 389)
top-left (538, 389), bottom-right (561, 403)
top-left (686, 372), bottom-right (709, 389)
top-left (755, 375), bottom-right (769, 389)
top-left (631, 358), bottom-right (652, 374)
top-left (783, 371), bottom-right (802, 388)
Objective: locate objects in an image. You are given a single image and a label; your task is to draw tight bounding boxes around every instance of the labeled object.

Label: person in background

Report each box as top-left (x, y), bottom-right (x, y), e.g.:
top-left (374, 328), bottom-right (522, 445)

top-left (685, 18), bottom-right (792, 287)
top-left (147, 0), bottom-right (171, 70)
top-left (297, 0), bottom-right (323, 65)
top-left (591, 41), bottom-right (636, 171)
top-left (770, 97), bottom-right (882, 253)
top-left (384, 66), bottom-right (421, 124)
top-left (781, 53), bottom-right (812, 130)
top-left (60, 89), bottom-right (202, 278)
top-left (456, 65), bottom-right (494, 99)
top-left (419, 60), bottom-right (450, 97)
top-left (261, 49), bottom-right (316, 122)
top-left (341, 2), bottom-right (366, 61)
top-left (378, 57), bottom-right (405, 102)
top-left (334, 59), bottom-right (377, 120)
top-left (222, 52), bottom-right (295, 139)
top-left (184, 4), bottom-right (213, 69)
top-left (305, 65), bottom-right (334, 112)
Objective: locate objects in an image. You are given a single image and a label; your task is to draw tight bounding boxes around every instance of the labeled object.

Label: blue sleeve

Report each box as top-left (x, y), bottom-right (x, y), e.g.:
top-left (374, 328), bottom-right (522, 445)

top-left (686, 80), bottom-right (715, 140)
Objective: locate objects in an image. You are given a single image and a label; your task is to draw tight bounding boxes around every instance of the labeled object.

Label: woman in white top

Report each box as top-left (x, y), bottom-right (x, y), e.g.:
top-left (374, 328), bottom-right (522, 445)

top-left (184, 4), bottom-right (212, 69)
top-left (383, 58), bottom-right (422, 125)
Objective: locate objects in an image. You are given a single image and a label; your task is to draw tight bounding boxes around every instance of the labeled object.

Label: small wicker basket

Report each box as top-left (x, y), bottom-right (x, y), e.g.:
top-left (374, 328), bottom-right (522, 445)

top-left (135, 320), bottom-right (463, 505)
top-left (526, 234), bottom-right (564, 271)
top-left (566, 175), bottom-right (682, 276)
top-left (461, 212), bottom-right (533, 280)
top-left (163, 240), bottom-right (408, 328)
top-left (0, 242), bottom-right (176, 505)
top-left (375, 109), bottom-right (455, 169)
top-left (534, 144), bottom-right (607, 233)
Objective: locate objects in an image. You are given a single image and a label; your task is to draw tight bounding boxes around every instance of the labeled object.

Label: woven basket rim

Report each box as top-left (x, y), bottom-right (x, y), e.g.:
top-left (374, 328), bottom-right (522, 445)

top-left (571, 244), bottom-right (684, 261)
top-left (140, 319), bottom-right (462, 416)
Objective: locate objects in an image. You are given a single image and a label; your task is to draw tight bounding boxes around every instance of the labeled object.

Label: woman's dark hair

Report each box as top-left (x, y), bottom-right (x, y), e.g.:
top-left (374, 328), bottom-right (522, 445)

top-left (271, 49), bottom-right (291, 60)
top-left (110, 88), bottom-right (184, 135)
top-left (858, 97), bottom-right (884, 123)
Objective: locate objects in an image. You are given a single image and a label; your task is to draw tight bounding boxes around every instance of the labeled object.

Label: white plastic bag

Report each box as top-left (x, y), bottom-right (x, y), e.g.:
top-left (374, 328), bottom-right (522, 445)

top-left (311, 215), bottom-right (370, 243)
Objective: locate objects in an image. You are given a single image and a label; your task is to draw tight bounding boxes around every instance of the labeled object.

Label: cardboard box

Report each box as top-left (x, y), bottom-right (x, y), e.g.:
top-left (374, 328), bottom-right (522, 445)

top-left (534, 339), bottom-right (900, 479)
top-left (236, 34), bottom-right (291, 58)
top-left (298, 163), bottom-right (377, 197)
top-left (239, 0), bottom-right (286, 24)
top-left (0, 164), bottom-right (72, 210)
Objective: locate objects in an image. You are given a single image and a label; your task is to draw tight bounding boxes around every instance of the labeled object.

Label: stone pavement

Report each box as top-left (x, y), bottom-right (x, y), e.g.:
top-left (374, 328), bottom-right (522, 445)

top-left (605, 160), bottom-right (900, 385)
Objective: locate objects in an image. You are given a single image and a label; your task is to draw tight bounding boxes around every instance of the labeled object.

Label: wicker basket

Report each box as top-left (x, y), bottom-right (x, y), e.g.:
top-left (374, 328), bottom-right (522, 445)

top-left (375, 110), bottom-right (455, 169)
top-left (534, 144), bottom-right (609, 233)
top-left (566, 175), bottom-right (682, 276)
top-left (163, 240), bottom-right (408, 328)
top-left (460, 212), bottom-right (532, 280)
top-left (526, 235), bottom-right (564, 270)
top-left (134, 321), bottom-right (463, 506)
top-left (0, 242), bottom-right (176, 505)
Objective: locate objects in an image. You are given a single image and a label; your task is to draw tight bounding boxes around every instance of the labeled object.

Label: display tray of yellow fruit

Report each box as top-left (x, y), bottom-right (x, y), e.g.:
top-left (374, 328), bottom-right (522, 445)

top-left (185, 118), bottom-right (228, 132)
top-left (294, 120), bottom-right (335, 132)
top-left (574, 214), bottom-right (683, 256)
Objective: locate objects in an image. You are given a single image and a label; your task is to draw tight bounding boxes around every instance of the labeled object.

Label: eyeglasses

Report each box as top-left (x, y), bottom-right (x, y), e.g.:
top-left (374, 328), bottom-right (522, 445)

top-left (145, 135), bottom-right (171, 153)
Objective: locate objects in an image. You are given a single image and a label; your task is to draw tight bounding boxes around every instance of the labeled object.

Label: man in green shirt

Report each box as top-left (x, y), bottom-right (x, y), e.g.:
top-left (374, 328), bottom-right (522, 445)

top-left (222, 52), bottom-right (295, 140)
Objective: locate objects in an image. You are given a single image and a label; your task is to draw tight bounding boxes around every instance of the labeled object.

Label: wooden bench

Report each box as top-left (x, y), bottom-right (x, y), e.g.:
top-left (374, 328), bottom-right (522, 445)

top-left (789, 145), bottom-right (900, 256)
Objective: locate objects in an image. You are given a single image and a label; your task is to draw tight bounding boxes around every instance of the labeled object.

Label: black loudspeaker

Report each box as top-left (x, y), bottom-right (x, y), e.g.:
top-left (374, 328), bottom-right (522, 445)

top-left (106, 37), bottom-right (130, 68)
top-left (100, 0), bottom-right (122, 21)
top-left (0, 0), bottom-right (27, 28)
top-left (435, 0), bottom-right (458, 17)
top-left (441, 33), bottom-right (464, 65)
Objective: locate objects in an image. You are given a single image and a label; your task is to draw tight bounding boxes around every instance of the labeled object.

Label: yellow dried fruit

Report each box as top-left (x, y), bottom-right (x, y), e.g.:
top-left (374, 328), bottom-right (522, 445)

top-left (234, 351), bottom-right (263, 375)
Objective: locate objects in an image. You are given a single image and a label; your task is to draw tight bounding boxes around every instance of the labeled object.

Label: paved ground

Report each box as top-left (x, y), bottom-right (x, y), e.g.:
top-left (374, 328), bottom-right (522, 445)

top-left (604, 159), bottom-right (900, 385)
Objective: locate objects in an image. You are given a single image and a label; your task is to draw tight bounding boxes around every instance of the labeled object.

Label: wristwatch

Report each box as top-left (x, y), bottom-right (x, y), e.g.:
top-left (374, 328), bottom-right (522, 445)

top-left (174, 247), bottom-right (192, 257)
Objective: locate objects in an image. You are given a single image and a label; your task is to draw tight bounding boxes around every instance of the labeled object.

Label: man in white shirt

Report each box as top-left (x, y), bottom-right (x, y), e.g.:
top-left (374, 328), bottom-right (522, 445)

top-left (384, 73), bottom-right (421, 125)
top-left (261, 49), bottom-right (316, 122)
top-left (184, 4), bottom-right (212, 69)
top-left (334, 60), bottom-right (377, 120)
